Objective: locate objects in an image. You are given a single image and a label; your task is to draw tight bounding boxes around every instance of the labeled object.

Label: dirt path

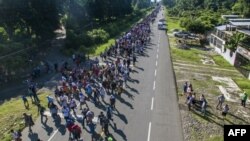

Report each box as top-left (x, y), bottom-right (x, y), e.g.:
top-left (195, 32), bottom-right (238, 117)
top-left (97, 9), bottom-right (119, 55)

top-left (173, 62), bottom-right (238, 72)
top-left (173, 60), bottom-right (250, 141)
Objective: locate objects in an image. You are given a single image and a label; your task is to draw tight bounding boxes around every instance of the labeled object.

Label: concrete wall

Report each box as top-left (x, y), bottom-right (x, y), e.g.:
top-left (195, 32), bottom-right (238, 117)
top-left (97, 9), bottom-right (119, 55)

top-left (219, 47), bottom-right (236, 65)
top-left (210, 34), bottom-right (236, 65)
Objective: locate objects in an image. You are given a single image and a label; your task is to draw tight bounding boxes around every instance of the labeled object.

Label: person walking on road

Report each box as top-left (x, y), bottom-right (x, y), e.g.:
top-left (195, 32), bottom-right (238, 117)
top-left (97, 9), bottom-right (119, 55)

top-left (22, 95), bottom-right (29, 109)
top-left (241, 92), bottom-right (248, 107)
top-left (98, 112), bottom-right (106, 131)
top-left (38, 104), bottom-right (47, 123)
top-left (216, 94), bottom-right (225, 110)
top-left (29, 84), bottom-right (40, 103)
top-left (79, 92), bottom-right (88, 110)
top-left (48, 102), bottom-right (58, 119)
top-left (23, 113), bottom-right (34, 132)
top-left (103, 117), bottom-right (110, 136)
top-left (132, 54), bottom-right (136, 66)
top-left (81, 107), bottom-right (89, 128)
top-left (110, 95), bottom-right (116, 110)
top-left (106, 105), bottom-right (113, 121)
top-left (69, 97), bottom-right (77, 115)
top-left (62, 106), bottom-right (71, 121)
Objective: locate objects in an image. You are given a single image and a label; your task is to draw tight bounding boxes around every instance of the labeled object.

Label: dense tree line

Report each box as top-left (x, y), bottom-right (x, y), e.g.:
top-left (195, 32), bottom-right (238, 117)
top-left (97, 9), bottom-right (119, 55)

top-left (163, 0), bottom-right (250, 17)
top-left (0, 0), bottom-right (153, 77)
top-left (162, 0), bottom-right (250, 34)
top-left (0, 0), bottom-right (152, 44)
top-left (0, 0), bottom-right (63, 41)
top-left (132, 0), bottom-right (152, 9)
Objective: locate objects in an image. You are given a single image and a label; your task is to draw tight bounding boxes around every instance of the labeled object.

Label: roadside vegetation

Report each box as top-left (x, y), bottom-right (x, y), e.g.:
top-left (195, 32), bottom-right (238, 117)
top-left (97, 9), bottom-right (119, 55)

top-left (0, 90), bottom-right (50, 141)
top-left (63, 7), bottom-right (153, 56)
top-left (163, 0), bottom-right (250, 140)
top-left (0, 0), bottom-right (154, 82)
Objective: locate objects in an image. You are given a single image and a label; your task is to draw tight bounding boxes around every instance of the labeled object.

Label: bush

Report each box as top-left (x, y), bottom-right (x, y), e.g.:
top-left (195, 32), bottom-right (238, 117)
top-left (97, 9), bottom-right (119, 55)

top-left (80, 32), bottom-right (93, 47)
top-left (87, 28), bottom-right (110, 44)
top-left (65, 30), bottom-right (81, 49)
top-left (0, 27), bottom-right (8, 43)
top-left (104, 23), bottom-right (119, 37)
top-left (185, 20), bottom-right (207, 34)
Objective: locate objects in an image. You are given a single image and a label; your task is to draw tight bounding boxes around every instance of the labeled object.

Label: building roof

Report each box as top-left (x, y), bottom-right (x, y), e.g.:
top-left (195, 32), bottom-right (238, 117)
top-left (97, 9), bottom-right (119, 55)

top-left (221, 15), bottom-right (241, 19)
top-left (237, 29), bottom-right (250, 36)
top-left (229, 19), bottom-right (250, 22)
top-left (215, 24), bottom-right (236, 31)
top-left (229, 21), bottom-right (250, 26)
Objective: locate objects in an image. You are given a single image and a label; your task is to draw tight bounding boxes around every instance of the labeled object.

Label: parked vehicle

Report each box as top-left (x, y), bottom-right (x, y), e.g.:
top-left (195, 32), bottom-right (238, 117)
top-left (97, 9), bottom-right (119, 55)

top-left (173, 31), bottom-right (191, 38)
top-left (158, 22), bottom-right (167, 30)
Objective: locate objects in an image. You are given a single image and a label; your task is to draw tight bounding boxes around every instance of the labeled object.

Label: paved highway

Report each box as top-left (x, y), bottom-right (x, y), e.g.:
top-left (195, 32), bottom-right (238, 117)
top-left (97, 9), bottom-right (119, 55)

top-left (21, 9), bottom-right (183, 141)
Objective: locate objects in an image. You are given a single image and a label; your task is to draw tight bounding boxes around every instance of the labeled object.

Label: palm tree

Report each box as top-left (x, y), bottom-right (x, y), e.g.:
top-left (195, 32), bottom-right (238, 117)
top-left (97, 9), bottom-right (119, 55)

top-left (225, 32), bottom-right (245, 52)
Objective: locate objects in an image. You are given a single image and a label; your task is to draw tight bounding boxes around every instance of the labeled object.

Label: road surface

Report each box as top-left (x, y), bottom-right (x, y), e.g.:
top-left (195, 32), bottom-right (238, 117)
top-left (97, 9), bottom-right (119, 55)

top-left (21, 9), bottom-right (184, 141)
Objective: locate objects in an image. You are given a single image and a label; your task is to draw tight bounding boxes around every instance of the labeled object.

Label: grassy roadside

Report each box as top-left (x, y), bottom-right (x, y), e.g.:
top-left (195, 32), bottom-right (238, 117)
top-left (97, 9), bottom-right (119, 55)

top-left (0, 90), bottom-right (51, 141)
top-left (165, 9), bottom-right (183, 30)
top-left (165, 7), bottom-right (250, 141)
top-left (79, 8), bottom-right (153, 57)
top-left (234, 78), bottom-right (250, 95)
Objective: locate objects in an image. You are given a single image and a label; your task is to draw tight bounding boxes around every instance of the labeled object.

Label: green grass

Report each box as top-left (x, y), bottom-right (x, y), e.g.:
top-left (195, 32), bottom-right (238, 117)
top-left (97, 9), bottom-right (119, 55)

top-left (171, 47), bottom-right (204, 63)
top-left (0, 91), bottom-right (50, 141)
top-left (82, 39), bottom-right (115, 56)
top-left (240, 64), bottom-right (250, 71)
top-left (234, 78), bottom-right (250, 89)
top-left (233, 78), bottom-right (250, 95)
top-left (206, 136), bottom-right (223, 141)
top-left (165, 8), bottom-right (184, 31)
top-left (167, 17), bottom-right (184, 31)
top-left (212, 55), bottom-right (233, 68)
top-left (77, 8), bottom-right (153, 56)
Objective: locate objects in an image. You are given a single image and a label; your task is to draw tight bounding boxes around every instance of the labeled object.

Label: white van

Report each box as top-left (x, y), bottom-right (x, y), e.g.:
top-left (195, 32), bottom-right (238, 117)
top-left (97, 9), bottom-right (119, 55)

top-left (158, 22), bottom-right (166, 30)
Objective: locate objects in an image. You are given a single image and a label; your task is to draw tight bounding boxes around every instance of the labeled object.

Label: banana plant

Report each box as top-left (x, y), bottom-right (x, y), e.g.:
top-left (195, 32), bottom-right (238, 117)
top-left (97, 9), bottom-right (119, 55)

top-left (225, 32), bottom-right (245, 52)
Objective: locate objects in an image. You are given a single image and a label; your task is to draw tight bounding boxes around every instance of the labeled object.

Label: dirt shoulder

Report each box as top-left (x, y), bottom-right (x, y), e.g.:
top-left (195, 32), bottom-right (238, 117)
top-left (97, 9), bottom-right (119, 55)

top-left (168, 34), bottom-right (250, 141)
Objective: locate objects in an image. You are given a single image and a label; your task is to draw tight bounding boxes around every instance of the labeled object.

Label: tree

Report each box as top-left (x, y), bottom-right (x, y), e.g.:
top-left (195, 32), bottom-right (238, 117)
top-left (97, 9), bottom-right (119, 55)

top-left (0, 0), bottom-right (63, 41)
top-left (185, 20), bottom-right (207, 34)
top-left (225, 32), bottom-right (245, 52)
top-left (162, 0), bottom-right (175, 7)
top-left (232, 0), bottom-right (250, 17)
top-left (133, 0), bottom-right (151, 9)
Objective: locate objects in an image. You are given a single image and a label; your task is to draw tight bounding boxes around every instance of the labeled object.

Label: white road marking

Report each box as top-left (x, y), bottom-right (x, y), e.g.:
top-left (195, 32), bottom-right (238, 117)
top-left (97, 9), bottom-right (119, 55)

top-left (147, 122), bottom-right (152, 141)
top-left (48, 129), bottom-right (59, 141)
top-left (156, 61), bottom-right (158, 67)
top-left (157, 48), bottom-right (159, 53)
top-left (158, 32), bottom-right (161, 43)
top-left (156, 54), bottom-right (158, 59)
top-left (154, 70), bottom-right (157, 77)
top-left (153, 81), bottom-right (156, 90)
top-left (151, 98), bottom-right (154, 110)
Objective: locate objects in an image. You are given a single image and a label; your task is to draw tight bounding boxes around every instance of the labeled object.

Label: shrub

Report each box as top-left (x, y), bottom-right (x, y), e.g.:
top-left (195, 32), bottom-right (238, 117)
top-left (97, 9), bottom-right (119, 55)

top-left (87, 28), bottom-right (110, 44)
top-left (0, 27), bottom-right (8, 43)
top-left (104, 23), bottom-right (119, 37)
top-left (65, 30), bottom-right (81, 49)
top-left (80, 32), bottom-right (93, 47)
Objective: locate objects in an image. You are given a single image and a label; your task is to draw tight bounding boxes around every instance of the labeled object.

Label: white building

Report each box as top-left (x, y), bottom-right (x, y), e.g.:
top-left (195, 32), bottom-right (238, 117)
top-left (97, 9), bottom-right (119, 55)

top-left (210, 18), bottom-right (250, 79)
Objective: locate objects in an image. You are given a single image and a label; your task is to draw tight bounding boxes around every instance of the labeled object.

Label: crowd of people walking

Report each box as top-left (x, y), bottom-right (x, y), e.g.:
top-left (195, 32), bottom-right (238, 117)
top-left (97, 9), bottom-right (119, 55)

top-left (12, 6), bottom-right (162, 141)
